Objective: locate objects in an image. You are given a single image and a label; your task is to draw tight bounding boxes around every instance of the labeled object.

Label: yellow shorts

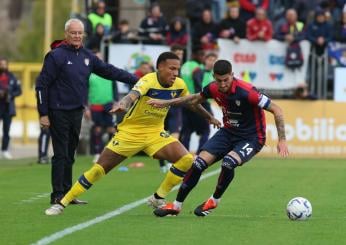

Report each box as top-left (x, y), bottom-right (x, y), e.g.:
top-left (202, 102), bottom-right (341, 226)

top-left (106, 130), bottom-right (177, 157)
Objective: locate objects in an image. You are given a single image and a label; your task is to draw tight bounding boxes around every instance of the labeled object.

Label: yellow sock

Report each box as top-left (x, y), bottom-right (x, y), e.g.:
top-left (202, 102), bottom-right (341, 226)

top-left (60, 182), bottom-right (85, 206)
top-left (156, 171), bottom-right (183, 198)
top-left (156, 153), bottom-right (193, 198)
top-left (60, 164), bottom-right (105, 206)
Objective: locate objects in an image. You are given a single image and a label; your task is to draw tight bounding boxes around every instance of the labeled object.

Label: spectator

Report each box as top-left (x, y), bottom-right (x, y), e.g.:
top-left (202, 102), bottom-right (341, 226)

top-left (333, 8), bottom-right (346, 43)
top-left (181, 47), bottom-right (205, 94)
top-left (275, 9), bottom-right (305, 43)
top-left (138, 3), bottom-right (168, 44)
top-left (186, 0), bottom-right (213, 28)
top-left (86, 23), bottom-right (105, 51)
top-left (200, 52), bottom-right (218, 88)
top-left (239, 0), bottom-right (270, 22)
top-left (293, 84), bottom-right (318, 100)
top-left (319, 0), bottom-right (341, 25)
top-left (112, 19), bottom-right (138, 44)
top-left (87, 0), bottom-right (113, 35)
top-left (134, 61), bottom-right (154, 79)
top-left (275, 9), bottom-right (305, 70)
top-left (306, 8), bottom-right (332, 56)
top-left (35, 18), bottom-right (137, 205)
top-left (0, 57), bottom-right (21, 160)
top-left (217, 6), bottom-right (246, 43)
top-left (246, 8), bottom-right (273, 41)
top-left (166, 17), bottom-right (188, 47)
top-left (192, 8), bottom-right (218, 50)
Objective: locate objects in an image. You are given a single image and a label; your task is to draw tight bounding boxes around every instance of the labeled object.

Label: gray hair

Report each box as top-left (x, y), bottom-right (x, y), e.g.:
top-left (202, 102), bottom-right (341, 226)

top-left (64, 18), bottom-right (84, 31)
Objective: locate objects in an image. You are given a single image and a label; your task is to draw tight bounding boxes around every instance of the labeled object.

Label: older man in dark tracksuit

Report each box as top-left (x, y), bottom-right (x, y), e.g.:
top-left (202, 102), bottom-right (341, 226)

top-left (36, 18), bottom-right (138, 205)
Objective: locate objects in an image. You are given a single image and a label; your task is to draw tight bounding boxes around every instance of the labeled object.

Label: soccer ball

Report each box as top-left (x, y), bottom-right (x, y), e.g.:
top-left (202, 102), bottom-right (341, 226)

top-left (286, 197), bottom-right (312, 221)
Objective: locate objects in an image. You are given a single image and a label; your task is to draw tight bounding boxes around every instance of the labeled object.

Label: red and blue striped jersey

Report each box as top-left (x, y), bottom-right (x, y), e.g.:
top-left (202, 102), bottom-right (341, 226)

top-left (201, 78), bottom-right (270, 145)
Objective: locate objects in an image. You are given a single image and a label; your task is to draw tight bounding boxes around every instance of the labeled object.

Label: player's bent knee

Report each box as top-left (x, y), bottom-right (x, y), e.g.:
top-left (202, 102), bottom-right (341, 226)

top-left (172, 153), bottom-right (194, 173)
top-left (192, 156), bottom-right (208, 171)
top-left (222, 154), bottom-right (239, 170)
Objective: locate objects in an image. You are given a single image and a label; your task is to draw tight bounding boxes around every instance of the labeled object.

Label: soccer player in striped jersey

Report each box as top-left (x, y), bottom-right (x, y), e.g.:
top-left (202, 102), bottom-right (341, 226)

top-left (148, 59), bottom-right (289, 217)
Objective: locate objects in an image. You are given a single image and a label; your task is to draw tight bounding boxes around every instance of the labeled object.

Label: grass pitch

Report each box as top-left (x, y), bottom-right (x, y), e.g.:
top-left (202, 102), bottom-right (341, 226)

top-left (1, 156), bottom-right (345, 245)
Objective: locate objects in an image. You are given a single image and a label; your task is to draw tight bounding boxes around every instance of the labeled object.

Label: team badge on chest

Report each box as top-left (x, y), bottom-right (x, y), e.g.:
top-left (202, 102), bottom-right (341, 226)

top-left (84, 58), bottom-right (90, 66)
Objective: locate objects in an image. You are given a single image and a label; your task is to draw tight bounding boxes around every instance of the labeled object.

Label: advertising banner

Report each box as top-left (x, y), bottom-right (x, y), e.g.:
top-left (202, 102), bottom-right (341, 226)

top-left (258, 100), bottom-right (346, 158)
top-left (108, 43), bottom-right (170, 93)
top-left (217, 39), bottom-right (310, 89)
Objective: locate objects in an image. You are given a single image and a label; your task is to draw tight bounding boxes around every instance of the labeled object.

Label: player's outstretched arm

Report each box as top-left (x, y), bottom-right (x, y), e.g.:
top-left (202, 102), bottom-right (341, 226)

top-left (147, 93), bottom-right (203, 108)
top-left (109, 90), bottom-right (140, 114)
top-left (147, 94), bottom-right (222, 128)
top-left (266, 102), bottom-right (289, 157)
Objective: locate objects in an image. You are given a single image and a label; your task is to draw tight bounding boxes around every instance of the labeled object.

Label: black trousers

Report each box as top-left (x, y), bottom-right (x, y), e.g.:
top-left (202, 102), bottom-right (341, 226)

top-left (0, 106), bottom-right (12, 151)
top-left (48, 108), bottom-right (83, 201)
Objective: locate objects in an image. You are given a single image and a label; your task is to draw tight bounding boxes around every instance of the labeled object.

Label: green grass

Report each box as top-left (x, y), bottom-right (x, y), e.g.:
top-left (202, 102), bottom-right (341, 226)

top-left (1, 156), bottom-right (346, 245)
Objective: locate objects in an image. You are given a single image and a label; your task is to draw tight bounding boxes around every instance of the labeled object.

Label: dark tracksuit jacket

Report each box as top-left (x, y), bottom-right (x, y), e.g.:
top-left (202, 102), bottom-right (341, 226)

top-left (36, 40), bottom-right (138, 116)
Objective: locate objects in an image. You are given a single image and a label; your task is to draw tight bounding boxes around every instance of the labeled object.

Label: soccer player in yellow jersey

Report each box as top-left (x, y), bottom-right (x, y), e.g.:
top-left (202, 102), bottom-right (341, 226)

top-left (45, 52), bottom-right (221, 215)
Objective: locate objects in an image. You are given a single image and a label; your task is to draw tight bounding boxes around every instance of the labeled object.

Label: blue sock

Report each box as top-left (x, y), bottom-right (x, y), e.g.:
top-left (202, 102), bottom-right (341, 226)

top-left (213, 154), bottom-right (237, 199)
top-left (176, 156), bottom-right (208, 202)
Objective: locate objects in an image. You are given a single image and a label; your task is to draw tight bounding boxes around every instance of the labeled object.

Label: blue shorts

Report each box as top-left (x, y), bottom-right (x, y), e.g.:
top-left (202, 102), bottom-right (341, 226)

top-left (200, 127), bottom-right (264, 164)
top-left (91, 103), bottom-right (115, 127)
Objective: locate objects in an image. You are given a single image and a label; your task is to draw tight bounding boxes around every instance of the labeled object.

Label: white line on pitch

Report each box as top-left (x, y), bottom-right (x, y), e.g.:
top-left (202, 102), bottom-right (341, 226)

top-left (31, 169), bottom-right (220, 245)
top-left (18, 193), bottom-right (50, 204)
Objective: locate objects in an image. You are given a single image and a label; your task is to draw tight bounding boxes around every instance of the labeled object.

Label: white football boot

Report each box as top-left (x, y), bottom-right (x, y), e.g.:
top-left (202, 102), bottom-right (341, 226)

top-left (147, 195), bottom-right (166, 209)
top-left (45, 204), bottom-right (64, 215)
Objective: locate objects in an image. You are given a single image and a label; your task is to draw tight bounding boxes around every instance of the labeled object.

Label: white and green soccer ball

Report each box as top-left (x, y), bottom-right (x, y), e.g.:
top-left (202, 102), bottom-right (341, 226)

top-left (286, 197), bottom-right (312, 221)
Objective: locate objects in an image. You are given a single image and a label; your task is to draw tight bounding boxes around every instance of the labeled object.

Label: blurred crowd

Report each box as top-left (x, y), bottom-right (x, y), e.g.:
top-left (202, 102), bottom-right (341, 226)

top-left (84, 0), bottom-right (346, 56)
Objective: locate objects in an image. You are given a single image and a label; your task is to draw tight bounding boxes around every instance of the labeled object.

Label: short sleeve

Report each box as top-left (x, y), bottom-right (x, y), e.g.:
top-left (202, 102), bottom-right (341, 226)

top-left (248, 88), bottom-right (271, 109)
top-left (132, 77), bottom-right (151, 96)
top-left (201, 83), bottom-right (213, 99)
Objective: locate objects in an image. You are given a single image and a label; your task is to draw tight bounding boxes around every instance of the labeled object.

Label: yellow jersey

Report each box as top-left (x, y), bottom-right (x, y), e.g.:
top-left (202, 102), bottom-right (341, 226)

top-left (117, 72), bottom-right (189, 133)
